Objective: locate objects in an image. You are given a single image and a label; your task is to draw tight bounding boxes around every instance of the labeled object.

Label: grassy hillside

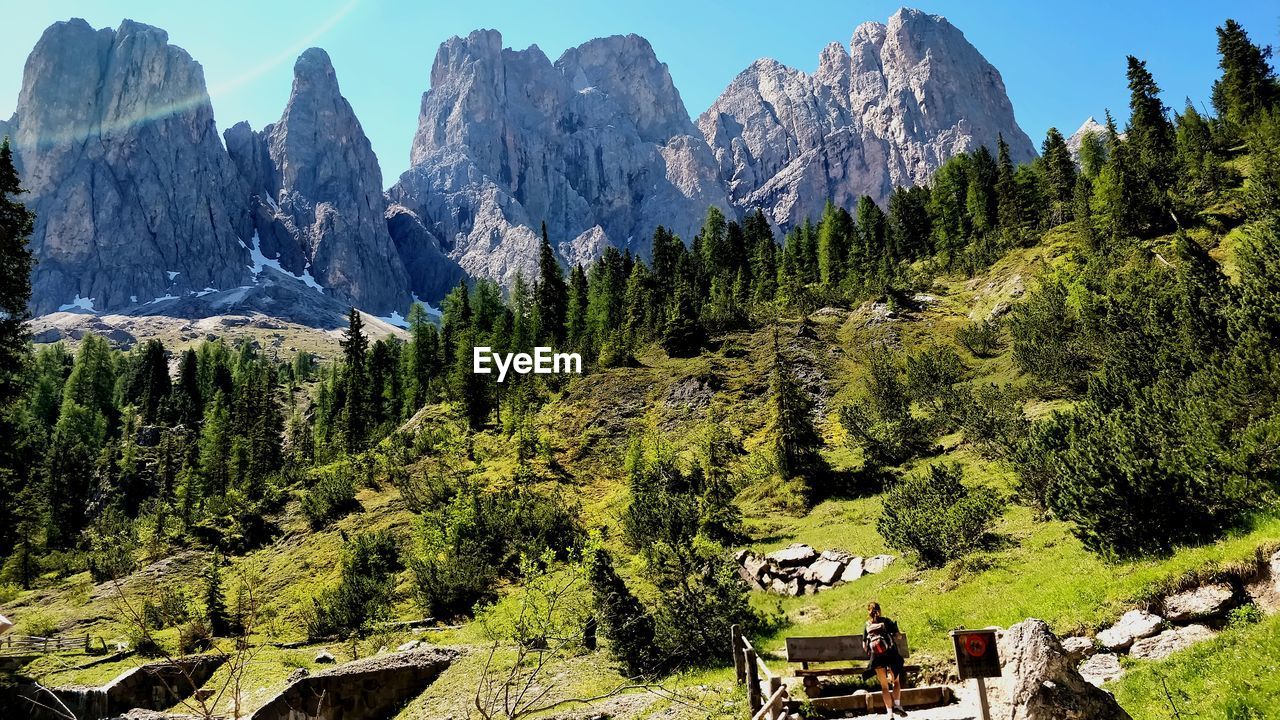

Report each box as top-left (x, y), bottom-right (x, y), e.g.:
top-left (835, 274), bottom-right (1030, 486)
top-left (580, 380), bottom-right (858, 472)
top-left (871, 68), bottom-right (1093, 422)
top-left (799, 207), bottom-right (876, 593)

top-left (5, 215), bottom-right (1277, 720)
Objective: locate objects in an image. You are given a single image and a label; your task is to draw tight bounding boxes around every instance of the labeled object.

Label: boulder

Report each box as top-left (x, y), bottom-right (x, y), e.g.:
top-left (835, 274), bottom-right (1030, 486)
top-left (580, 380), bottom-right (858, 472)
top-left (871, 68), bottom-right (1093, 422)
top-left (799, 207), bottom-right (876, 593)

top-left (1128, 625), bottom-right (1215, 661)
top-left (1078, 653), bottom-right (1125, 688)
top-left (766, 544), bottom-right (817, 567)
top-left (1096, 609), bottom-right (1163, 651)
top-left (806, 558), bottom-right (846, 585)
top-left (314, 649), bottom-right (336, 664)
top-left (820, 549), bottom-right (856, 565)
top-left (1060, 636), bottom-right (1095, 664)
top-left (839, 557), bottom-right (866, 583)
top-left (1164, 583), bottom-right (1235, 623)
top-left (864, 555), bottom-right (896, 574)
top-left (742, 553), bottom-right (770, 580)
top-left (988, 620), bottom-right (1132, 720)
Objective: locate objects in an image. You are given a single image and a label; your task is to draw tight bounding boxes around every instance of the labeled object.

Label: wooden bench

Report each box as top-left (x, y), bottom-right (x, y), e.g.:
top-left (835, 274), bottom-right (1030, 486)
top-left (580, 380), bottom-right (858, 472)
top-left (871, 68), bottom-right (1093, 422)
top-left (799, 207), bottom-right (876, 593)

top-left (785, 633), bottom-right (920, 697)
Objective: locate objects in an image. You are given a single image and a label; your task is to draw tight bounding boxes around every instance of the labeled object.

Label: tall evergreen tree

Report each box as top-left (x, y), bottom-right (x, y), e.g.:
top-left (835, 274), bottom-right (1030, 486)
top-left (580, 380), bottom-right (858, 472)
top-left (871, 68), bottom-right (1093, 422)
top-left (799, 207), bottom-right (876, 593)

top-left (966, 146), bottom-right (999, 235)
top-left (0, 139), bottom-right (34, 410)
top-left (1041, 128), bottom-right (1078, 225)
top-left (1212, 19), bottom-right (1279, 129)
top-left (769, 332), bottom-right (824, 484)
top-left (340, 309), bottom-right (369, 452)
top-left (533, 222), bottom-right (568, 344)
top-left (565, 264), bottom-right (589, 353)
top-left (816, 200), bottom-right (850, 291)
top-left (0, 138), bottom-right (36, 555)
top-left (995, 135), bottom-right (1020, 236)
top-left (1125, 55), bottom-right (1176, 231)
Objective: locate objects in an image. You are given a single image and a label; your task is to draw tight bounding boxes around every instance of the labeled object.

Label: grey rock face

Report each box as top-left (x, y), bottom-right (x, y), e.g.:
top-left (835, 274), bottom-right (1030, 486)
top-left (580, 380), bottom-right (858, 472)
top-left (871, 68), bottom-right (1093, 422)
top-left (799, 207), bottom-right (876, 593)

top-left (698, 8), bottom-right (1036, 231)
top-left (991, 619), bottom-right (1132, 719)
top-left (389, 30), bottom-right (730, 286)
top-left (386, 204), bottom-right (465, 304)
top-left (224, 48), bottom-right (415, 314)
top-left (12, 19), bottom-right (252, 315)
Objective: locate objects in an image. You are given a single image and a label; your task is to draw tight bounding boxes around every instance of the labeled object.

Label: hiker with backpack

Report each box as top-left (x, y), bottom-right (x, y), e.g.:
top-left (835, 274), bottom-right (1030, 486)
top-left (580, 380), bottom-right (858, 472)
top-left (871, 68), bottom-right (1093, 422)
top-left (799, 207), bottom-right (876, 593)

top-left (864, 601), bottom-right (908, 717)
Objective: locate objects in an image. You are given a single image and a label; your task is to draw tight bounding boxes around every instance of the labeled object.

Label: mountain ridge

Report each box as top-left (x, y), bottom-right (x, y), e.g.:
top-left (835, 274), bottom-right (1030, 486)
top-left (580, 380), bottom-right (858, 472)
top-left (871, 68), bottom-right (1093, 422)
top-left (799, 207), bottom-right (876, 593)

top-left (5, 9), bottom-right (1040, 323)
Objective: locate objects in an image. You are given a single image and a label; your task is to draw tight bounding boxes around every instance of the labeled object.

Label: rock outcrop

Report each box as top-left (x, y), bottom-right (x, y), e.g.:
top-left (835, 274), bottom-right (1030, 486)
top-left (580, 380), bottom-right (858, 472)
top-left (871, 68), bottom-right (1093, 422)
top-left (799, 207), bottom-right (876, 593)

top-left (1162, 583), bottom-right (1235, 623)
top-left (735, 544), bottom-right (894, 596)
top-left (224, 48), bottom-right (417, 314)
top-left (9, 19), bottom-right (253, 315)
top-left (389, 30), bottom-right (730, 286)
top-left (991, 619), bottom-right (1132, 720)
top-left (698, 8), bottom-right (1036, 231)
top-left (1096, 609), bottom-right (1163, 651)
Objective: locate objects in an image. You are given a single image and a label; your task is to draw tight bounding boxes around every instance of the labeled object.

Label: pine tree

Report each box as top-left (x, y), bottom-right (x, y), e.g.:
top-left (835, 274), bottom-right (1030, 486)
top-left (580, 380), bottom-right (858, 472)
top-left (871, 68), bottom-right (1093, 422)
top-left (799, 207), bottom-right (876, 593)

top-left (1212, 19), bottom-right (1279, 129)
top-left (586, 547), bottom-right (659, 677)
top-left (1125, 56), bottom-right (1176, 232)
top-left (0, 140), bottom-right (37, 557)
top-left (1041, 128), bottom-right (1077, 225)
top-left (966, 146), bottom-right (999, 235)
top-left (744, 210), bottom-right (778, 304)
top-left (0, 138), bottom-right (34, 410)
top-left (995, 135), bottom-right (1020, 237)
top-left (174, 349), bottom-right (203, 426)
top-left (769, 332), bottom-right (824, 483)
top-left (887, 186), bottom-right (932, 261)
top-left (203, 554), bottom-right (231, 636)
top-left (565, 264), bottom-right (589, 353)
top-left (816, 200), bottom-right (850, 291)
top-left (853, 196), bottom-right (887, 287)
top-left (661, 261), bottom-right (704, 358)
top-left (340, 309), bottom-right (369, 453)
top-left (533, 223), bottom-right (568, 344)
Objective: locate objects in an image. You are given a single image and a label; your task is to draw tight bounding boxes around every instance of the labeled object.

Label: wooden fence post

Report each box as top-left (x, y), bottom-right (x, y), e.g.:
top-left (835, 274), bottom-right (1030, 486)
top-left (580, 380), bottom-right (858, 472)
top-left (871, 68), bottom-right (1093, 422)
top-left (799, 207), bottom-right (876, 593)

top-left (745, 645), bottom-right (761, 713)
top-left (731, 625), bottom-right (745, 684)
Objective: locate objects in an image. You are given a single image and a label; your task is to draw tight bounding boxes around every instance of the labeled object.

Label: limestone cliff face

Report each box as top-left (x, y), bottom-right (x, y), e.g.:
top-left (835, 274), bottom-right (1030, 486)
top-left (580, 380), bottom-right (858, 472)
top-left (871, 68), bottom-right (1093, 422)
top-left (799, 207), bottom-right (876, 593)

top-left (10, 19), bottom-right (252, 314)
top-left (698, 8), bottom-right (1037, 230)
top-left (389, 30), bottom-right (731, 286)
top-left (225, 48), bottom-right (420, 314)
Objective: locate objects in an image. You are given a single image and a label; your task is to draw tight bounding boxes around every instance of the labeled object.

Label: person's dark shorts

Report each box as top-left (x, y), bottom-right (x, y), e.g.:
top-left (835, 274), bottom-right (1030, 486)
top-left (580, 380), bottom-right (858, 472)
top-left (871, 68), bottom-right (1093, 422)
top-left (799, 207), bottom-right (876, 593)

top-left (863, 648), bottom-right (906, 679)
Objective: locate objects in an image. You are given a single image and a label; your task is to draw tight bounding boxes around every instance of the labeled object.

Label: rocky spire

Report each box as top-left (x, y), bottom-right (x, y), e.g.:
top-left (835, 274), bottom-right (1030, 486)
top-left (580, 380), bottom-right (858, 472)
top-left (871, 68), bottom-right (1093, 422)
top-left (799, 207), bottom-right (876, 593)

top-left (10, 18), bottom-right (252, 314)
top-left (225, 47), bottom-right (416, 314)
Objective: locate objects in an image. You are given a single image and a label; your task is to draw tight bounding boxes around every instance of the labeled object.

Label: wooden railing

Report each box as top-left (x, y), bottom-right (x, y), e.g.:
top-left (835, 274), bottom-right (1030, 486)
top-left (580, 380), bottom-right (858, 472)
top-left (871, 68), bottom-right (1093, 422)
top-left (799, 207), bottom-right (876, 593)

top-left (0, 634), bottom-right (107, 655)
top-left (731, 624), bottom-right (790, 720)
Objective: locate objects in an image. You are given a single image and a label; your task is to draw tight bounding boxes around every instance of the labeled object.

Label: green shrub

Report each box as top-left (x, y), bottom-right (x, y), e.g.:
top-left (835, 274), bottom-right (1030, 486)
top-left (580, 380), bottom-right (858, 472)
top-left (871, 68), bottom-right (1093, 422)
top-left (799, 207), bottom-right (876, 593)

top-left (410, 484), bottom-right (584, 619)
top-left (301, 467), bottom-right (358, 529)
top-left (839, 350), bottom-right (933, 467)
top-left (961, 383), bottom-right (1028, 458)
top-left (877, 464), bottom-right (1005, 567)
top-left (307, 531), bottom-right (400, 639)
top-left (1228, 604), bottom-right (1263, 628)
top-left (956, 318), bottom-right (1003, 358)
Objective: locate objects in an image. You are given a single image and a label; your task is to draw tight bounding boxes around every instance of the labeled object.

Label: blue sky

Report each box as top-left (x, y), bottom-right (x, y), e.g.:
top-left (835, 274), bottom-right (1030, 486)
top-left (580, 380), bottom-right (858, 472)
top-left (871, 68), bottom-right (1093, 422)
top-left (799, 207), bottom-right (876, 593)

top-left (2, 1), bottom-right (1277, 185)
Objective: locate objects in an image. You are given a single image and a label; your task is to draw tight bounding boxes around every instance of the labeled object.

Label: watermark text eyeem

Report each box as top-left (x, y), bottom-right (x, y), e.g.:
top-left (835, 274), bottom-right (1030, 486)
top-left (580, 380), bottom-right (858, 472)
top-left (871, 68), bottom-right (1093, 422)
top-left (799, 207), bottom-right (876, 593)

top-left (473, 347), bottom-right (582, 382)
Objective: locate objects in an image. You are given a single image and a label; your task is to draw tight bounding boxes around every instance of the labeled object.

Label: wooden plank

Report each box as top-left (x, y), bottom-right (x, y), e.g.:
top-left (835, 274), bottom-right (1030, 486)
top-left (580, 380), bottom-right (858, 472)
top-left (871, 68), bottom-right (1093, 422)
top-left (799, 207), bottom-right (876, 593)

top-left (745, 646), bottom-right (762, 713)
top-left (785, 635), bottom-right (867, 662)
top-left (785, 633), bottom-right (911, 662)
top-left (793, 663), bottom-right (921, 677)
top-left (731, 625), bottom-right (745, 685)
top-left (751, 684), bottom-right (788, 720)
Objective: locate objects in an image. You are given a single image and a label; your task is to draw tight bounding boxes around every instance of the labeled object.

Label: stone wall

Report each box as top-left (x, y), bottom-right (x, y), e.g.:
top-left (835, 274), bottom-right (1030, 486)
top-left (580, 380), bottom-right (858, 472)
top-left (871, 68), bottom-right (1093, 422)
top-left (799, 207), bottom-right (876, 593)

top-left (249, 648), bottom-right (456, 720)
top-left (2, 655), bottom-right (224, 720)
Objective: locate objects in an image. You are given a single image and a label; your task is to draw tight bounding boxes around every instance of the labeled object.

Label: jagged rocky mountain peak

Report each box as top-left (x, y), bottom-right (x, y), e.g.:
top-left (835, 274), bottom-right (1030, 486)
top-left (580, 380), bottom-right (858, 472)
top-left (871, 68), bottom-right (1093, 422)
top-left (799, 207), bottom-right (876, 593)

top-left (699, 7), bottom-right (1036, 231)
top-left (12, 16), bottom-right (252, 315)
top-left (391, 28), bottom-right (730, 287)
